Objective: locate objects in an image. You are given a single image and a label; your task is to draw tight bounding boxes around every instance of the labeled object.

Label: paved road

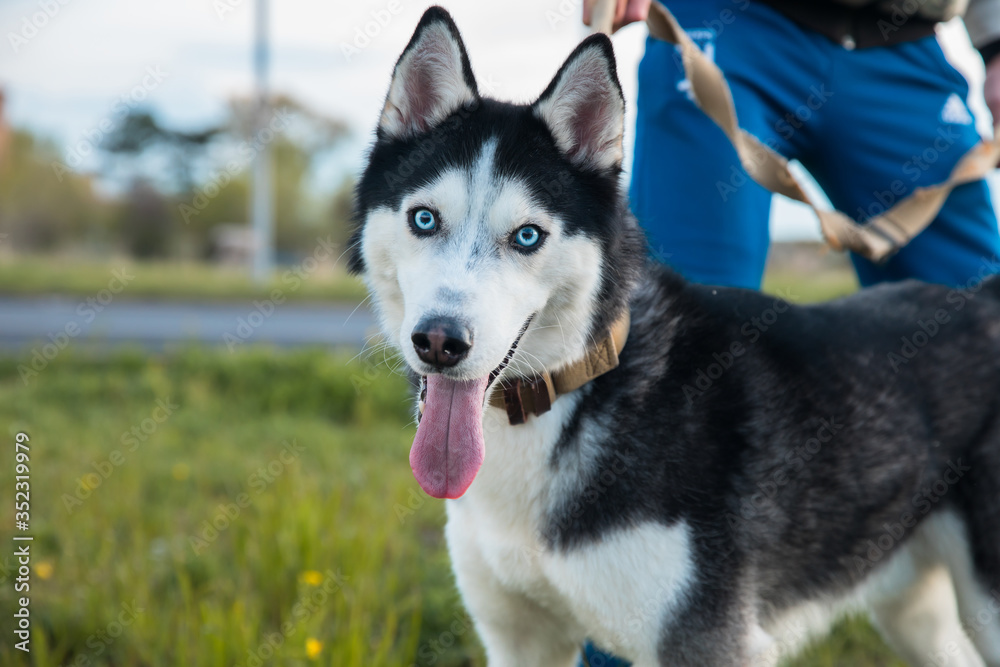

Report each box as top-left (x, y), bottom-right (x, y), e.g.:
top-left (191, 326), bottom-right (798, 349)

top-left (0, 296), bottom-right (377, 351)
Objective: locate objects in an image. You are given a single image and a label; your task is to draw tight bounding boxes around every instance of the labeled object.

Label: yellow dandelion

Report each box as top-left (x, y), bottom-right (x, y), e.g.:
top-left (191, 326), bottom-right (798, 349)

top-left (35, 561), bottom-right (53, 580)
top-left (300, 570), bottom-right (324, 586)
top-left (305, 638), bottom-right (323, 659)
top-left (171, 462), bottom-right (190, 481)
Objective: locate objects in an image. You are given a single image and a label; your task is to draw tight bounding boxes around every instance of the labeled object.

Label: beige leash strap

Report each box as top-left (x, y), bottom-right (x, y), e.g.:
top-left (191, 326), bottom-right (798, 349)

top-left (591, 0), bottom-right (1000, 263)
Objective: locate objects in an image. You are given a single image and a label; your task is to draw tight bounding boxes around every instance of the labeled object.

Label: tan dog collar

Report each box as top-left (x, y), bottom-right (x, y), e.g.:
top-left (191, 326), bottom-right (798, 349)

top-left (488, 312), bottom-right (630, 425)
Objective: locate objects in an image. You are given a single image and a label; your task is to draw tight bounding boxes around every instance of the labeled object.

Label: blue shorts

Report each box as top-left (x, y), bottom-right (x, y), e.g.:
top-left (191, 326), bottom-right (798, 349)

top-left (629, 0), bottom-right (1000, 289)
top-left (583, 1), bottom-right (1000, 664)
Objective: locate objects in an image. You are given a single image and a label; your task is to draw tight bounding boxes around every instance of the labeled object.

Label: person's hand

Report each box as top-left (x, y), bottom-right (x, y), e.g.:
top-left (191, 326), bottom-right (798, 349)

top-left (583, 0), bottom-right (652, 34)
top-left (985, 56), bottom-right (1000, 129)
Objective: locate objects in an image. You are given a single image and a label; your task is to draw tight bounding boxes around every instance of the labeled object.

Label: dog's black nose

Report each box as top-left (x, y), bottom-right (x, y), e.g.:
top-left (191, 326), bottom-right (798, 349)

top-left (411, 317), bottom-right (472, 369)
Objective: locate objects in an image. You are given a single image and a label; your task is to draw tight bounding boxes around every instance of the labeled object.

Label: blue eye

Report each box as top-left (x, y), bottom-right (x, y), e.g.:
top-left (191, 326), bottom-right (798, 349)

top-left (514, 225), bottom-right (543, 249)
top-left (411, 208), bottom-right (437, 233)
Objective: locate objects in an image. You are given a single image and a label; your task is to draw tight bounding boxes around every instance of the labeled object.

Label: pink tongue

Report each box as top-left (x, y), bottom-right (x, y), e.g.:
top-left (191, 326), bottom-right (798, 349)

top-left (410, 374), bottom-right (489, 499)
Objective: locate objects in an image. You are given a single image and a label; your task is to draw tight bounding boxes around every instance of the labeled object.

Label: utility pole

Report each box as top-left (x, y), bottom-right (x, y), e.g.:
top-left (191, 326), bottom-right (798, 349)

top-left (250, 0), bottom-right (273, 283)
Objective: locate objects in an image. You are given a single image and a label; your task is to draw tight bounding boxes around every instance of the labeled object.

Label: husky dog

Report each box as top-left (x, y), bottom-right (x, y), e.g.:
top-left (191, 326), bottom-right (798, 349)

top-left (349, 7), bottom-right (1000, 666)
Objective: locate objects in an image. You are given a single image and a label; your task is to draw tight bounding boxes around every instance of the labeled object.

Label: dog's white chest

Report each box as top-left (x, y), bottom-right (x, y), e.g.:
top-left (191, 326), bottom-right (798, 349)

top-left (444, 401), bottom-right (697, 663)
top-left (447, 403), bottom-right (571, 598)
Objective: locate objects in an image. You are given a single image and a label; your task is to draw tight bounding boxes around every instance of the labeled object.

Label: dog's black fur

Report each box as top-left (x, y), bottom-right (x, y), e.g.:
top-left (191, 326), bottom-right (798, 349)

top-left (551, 265), bottom-right (1000, 659)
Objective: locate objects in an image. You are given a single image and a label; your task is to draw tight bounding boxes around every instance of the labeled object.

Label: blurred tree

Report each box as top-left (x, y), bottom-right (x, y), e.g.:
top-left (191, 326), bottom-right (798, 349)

top-left (101, 110), bottom-right (222, 193)
top-left (0, 93), bottom-right (353, 260)
top-left (225, 93), bottom-right (348, 151)
top-left (329, 178), bottom-right (355, 250)
top-left (0, 129), bottom-right (112, 252)
top-left (114, 180), bottom-right (174, 258)
top-left (172, 94), bottom-right (351, 259)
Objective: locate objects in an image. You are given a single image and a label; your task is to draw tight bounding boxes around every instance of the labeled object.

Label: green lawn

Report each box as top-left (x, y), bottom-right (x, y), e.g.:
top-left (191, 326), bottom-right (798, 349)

top-left (0, 262), bottom-right (909, 666)
top-left (0, 255), bottom-right (368, 303)
top-left (1, 349), bottom-right (476, 667)
top-left (763, 267), bottom-right (859, 303)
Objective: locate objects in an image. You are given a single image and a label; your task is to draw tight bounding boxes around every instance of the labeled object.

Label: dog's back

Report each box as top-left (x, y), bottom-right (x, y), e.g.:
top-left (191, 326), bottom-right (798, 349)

top-left (606, 266), bottom-right (1000, 663)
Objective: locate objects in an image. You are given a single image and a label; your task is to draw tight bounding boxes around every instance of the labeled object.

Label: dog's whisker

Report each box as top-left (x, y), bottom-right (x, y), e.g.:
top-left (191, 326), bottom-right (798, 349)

top-left (343, 292), bottom-right (374, 326)
top-left (348, 337), bottom-right (389, 365)
top-left (553, 313), bottom-right (568, 349)
top-left (335, 235), bottom-right (364, 267)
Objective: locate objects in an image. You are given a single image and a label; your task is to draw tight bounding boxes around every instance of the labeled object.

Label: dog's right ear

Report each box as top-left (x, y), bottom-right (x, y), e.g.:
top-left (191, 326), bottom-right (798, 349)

top-left (378, 7), bottom-right (478, 141)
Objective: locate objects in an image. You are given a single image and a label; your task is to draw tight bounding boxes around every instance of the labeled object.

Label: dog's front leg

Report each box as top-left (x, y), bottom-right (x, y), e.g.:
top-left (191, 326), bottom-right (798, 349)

top-left (654, 590), bottom-right (760, 667)
top-left (445, 517), bottom-right (582, 667)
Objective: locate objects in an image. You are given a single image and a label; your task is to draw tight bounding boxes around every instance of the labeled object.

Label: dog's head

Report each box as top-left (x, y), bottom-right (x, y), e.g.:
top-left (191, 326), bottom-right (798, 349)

top-left (349, 7), bottom-right (644, 498)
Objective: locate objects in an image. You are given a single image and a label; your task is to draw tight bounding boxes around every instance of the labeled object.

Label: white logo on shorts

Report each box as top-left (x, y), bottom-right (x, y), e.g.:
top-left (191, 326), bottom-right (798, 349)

top-left (940, 93), bottom-right (973, 126)
top-left (676, 29), bottom-right (716, 102)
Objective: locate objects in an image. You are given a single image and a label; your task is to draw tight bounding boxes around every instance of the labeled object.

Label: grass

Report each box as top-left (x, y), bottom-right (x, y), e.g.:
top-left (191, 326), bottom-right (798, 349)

top-left (0, 254), bottom-right (368, 303)
top-left (0, 349), bottom-right (476, 667)
top-left (763, 267), bottom-right (859, 303)
top-left (0, 263), bottom-right (907, 666)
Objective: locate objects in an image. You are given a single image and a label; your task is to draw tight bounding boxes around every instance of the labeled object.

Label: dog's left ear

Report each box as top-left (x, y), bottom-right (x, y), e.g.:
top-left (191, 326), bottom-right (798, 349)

top-left (533, 35), bottom-right (625, 171)
top-left (379, 6), bottom-right (479, 141)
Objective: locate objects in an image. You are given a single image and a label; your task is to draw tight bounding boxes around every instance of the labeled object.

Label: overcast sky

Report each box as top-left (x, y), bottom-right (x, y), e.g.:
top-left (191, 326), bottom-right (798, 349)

top-left (1, 0), bottom-right (994, 241)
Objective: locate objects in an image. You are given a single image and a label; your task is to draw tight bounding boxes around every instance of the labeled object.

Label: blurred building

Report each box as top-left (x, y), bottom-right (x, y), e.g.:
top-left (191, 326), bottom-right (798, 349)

top-left (211, 223), bottom-right (255, 266)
